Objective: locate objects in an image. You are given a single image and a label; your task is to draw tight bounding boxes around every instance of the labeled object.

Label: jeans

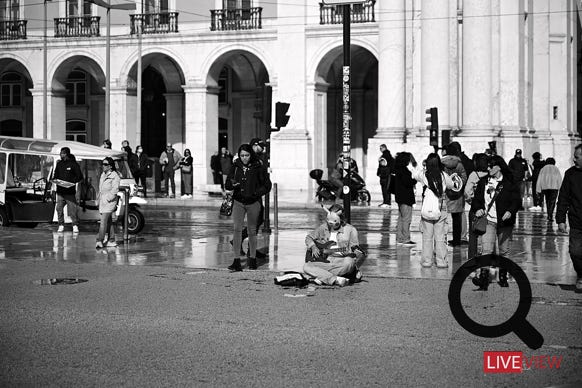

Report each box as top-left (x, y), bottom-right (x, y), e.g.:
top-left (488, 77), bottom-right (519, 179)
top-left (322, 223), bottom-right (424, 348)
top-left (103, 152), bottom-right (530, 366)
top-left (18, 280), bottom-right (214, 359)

top-left (164, 170), bottom-right (175, 196)
top-left (97, 212), bottom-right (116, 243)
top-left (467, 211), bottom-right (480, 260)
top-left (303, 256), bottom-right (356, 285)
top-left (56, 193), bottom-right (79, 226)
top-left (482, 222), bottom-right (513, 257)
top-left (541, 189), bottom-right (558, 220)
top-left (569, 228), bottom-right (582, 278)
top-left (420, 212), bottom-right (449, 267)
top-left (396, 203), bottom-right (412, 243)
top-left (232, 200), bottom-right (261, 259)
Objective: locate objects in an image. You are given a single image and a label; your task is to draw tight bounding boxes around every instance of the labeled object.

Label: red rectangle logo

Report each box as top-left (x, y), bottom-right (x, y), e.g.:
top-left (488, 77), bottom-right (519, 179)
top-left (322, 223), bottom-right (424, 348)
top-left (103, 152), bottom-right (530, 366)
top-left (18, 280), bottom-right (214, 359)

top-left (484, 351), bottom-right (523, 373)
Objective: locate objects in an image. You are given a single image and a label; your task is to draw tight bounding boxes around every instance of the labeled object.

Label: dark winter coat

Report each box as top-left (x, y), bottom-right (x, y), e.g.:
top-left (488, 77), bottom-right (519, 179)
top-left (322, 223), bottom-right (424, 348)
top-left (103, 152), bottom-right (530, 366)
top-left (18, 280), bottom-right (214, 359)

top-left (471, 175), bottom-right (522, 227)
top-left (394, 166), bottom-right (416, 206)
top-left (225, 159), bottom-right (272, 205)
top-left (556, 166), bottom-right (582, 230)
top-left (508, 157), bottom-right (529, 182)
top-left (53, 158), bottom-right (83, 195)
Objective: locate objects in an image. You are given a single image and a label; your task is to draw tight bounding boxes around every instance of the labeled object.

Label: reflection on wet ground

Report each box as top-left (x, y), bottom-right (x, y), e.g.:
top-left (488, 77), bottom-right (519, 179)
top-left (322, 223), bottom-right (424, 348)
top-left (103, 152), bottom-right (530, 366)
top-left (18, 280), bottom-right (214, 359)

top-left (0, 206), bottom-right (577, 285)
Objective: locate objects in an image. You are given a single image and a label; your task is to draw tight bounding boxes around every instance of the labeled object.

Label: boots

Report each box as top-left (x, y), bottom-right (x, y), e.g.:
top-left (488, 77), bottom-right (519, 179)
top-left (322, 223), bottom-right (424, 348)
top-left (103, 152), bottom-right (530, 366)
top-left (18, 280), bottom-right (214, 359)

top-left (227, 258), bottom-right (242, 272)
top-left (498, 269), bottom-right (509, 287)
top-left (247, 257), bottom-right (257, 270)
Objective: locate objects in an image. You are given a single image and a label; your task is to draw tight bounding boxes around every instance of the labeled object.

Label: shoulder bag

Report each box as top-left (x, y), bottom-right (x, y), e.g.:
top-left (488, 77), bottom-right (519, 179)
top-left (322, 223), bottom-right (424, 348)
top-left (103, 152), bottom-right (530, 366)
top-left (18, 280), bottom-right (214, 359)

top-left (472, 183), bottom-right (503, 235)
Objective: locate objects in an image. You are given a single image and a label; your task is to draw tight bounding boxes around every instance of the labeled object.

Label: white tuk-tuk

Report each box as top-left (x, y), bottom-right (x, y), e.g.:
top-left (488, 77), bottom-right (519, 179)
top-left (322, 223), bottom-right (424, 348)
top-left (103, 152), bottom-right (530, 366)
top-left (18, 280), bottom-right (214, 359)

top-left (0, 136), bottom-right (145, 233)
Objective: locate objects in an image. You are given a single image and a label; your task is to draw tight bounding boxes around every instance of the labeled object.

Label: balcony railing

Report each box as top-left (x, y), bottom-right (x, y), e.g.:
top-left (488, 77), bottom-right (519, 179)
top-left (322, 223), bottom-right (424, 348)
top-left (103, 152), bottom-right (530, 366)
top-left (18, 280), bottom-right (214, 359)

top-left (54, 16), bottom-right (100, 37)
top-left (0, 19), bottom-right (27, 40)
top-left (320, 0), bottom-right (376, 25)
top-left (130, 12), bottom-right (179, 35)
top-left (210, 7), bottom-right (262, 31)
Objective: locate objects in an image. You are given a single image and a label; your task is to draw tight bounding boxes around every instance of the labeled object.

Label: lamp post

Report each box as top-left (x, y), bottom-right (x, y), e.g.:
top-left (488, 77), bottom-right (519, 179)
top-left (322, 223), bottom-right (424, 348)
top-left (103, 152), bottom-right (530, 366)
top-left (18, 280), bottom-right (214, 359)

top-left (322, 0), bottom-right (358, 222)
top-left (136, 0), bottom-right (143, 144)
top-left (43, 0), bottom-right (51, 138)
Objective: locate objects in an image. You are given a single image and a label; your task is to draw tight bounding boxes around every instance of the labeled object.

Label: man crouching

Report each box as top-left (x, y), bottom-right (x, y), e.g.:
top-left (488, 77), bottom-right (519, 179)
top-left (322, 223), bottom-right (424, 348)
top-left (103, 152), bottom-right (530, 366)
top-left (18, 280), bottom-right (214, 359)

top-left (303, 205), bottom-right (364, 286)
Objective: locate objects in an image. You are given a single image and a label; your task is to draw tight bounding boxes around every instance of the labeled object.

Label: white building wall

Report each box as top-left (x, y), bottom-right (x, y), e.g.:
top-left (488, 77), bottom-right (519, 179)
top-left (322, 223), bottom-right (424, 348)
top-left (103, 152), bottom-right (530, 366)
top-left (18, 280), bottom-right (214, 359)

top-left (0, 0), bottom-right (579, 197)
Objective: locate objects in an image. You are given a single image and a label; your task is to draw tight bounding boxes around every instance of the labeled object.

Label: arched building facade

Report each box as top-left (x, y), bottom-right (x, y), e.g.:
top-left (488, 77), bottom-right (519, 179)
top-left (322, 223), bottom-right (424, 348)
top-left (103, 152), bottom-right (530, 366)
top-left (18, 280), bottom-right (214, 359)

top-left (0, 0), bottom-right (579, 198)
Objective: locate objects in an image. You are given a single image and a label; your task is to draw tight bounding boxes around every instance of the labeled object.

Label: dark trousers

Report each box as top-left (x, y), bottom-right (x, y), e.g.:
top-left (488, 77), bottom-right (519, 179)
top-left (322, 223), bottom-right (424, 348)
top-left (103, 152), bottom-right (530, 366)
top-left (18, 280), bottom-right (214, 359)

top-left (532, 178), bottom-right (542, 206)
top-left (135, 172), bottom-right (147, 197)
top-left (542, 189), bottom-right (558, 220)
top-left (164, 170), bottom-right (175, 195)
top-left (569, 228), bottom-right (582, 278)
top-left (380, 178), bottom-right (391, 205)
top-left (451, 212), bottom-right (462, 243)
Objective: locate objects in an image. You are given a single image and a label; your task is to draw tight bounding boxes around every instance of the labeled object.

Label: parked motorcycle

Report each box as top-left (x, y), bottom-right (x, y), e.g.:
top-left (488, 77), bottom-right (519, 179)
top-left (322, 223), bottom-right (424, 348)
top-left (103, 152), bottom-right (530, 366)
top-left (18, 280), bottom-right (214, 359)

top-left (309, 169), bottom-right (371, 203)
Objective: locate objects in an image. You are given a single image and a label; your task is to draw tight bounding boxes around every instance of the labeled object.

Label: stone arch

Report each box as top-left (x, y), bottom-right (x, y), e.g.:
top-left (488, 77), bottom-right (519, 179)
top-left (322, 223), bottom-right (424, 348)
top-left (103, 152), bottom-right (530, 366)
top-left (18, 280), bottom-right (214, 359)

top-left (312, 44), bottom-right (378, 178)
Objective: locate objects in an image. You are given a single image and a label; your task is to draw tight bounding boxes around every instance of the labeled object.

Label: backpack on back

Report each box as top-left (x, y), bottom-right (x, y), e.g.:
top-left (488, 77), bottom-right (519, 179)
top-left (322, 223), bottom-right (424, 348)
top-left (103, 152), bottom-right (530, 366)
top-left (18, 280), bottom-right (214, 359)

top-left (421, 187), bottom-right (442, 221)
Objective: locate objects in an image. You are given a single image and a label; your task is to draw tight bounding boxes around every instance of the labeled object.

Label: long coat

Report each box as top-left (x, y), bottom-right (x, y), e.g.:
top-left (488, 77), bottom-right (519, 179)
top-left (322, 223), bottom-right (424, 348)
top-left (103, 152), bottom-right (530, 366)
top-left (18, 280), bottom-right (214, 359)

top-left (97, 170), bottom-right (121, 213)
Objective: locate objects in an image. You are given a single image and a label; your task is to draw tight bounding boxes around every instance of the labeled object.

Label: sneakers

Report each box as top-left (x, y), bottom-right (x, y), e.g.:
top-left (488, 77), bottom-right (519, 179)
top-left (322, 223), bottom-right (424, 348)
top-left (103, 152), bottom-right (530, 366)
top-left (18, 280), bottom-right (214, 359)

top-left (334, 277), bottom-right (349, 287)
top-left (57, 225), bottom-right (64, 233)
top-left (72, 225), bottom-right (79, 234)
top-left (530, 206), bottom-right (542, 211)
top-left (95, 241), bottom-right (103, 249)
top-left (181, 194), bottom-right (192, 199)
top-left (400, 241), bottom-right (416, 246)
top-left (106, 241), bottom-right (118, 247)
top-left (313, 278), bottom-right (324, 286)
top-left (575, 277), bottom-right (582, 293)
top-left (169, 194), bottom-right (175, 199)
top-left (228, 258), bottom-right (242, 272)
top-left (379, 203), bottom-right (389, 208)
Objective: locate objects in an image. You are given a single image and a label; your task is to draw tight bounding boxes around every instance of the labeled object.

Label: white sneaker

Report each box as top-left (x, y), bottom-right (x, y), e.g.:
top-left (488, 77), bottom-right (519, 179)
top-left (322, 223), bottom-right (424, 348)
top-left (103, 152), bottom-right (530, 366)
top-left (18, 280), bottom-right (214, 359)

top-left (72, 225), bottom-right (79, 234)
top-left (335, 277), bottom-right (349, 287)
top-left (57, 225), bottom-right (64, 233)
top-left (379, 204), bottom-right (389, 208)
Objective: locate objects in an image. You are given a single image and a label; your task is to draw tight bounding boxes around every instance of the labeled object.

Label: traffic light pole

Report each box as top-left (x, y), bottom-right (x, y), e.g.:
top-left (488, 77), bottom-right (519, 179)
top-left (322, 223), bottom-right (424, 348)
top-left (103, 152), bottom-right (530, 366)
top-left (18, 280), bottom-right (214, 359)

top-left (342, 4), bottom-right (352, 224)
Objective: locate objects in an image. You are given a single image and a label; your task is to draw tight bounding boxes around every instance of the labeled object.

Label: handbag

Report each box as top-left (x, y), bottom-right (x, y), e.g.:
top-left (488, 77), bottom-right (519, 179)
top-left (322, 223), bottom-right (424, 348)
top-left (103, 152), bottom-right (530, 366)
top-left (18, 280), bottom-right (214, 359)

top-left (220, 193), bottom-right (233, 216)
top-left (472, 183), bottom-right (503, 236)
top-left (181, 164), bottom-right (192, 173)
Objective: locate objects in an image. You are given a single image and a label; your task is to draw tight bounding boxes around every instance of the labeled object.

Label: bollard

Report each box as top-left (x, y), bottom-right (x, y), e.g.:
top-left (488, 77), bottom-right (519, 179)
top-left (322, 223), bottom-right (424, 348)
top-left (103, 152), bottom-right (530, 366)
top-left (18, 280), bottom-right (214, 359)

top-left (273, 183), bottom-right (278, 231)
top-left (123, 187), bottom-right (129, 241)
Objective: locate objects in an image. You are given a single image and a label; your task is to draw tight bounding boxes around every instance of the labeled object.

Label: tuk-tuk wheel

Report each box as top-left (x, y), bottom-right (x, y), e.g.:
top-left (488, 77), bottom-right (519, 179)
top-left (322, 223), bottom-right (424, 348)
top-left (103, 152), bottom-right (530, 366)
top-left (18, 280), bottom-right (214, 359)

top-left (0, 208), bottom-right (9, 226)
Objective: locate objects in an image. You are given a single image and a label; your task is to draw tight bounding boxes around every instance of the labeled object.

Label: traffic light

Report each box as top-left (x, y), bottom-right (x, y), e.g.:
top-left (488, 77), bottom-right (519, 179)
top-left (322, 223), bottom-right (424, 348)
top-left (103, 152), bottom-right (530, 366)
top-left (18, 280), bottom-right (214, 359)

top-left (425, 107), bottom-right (439, 147)
top-left (274, 102), bottom-right (290, 131)
top-left (253, 85), bottom-right (272, 127)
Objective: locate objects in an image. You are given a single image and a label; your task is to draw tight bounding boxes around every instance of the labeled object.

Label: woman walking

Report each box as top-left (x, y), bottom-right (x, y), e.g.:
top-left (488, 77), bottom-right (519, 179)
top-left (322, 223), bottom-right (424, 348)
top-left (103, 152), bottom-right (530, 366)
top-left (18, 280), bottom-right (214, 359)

top-left (471, 155), bottom-right (522, 289)
top-left (225, 144), bottom-right (272, 271)
top-left (411, 153), bottom-right (454, 268)
top-left (464, 153), bottom-right (489, 260)
top-left (96, 157), bottom-right (121, 249)
top-left (180, 149), bottom-right (193, 199)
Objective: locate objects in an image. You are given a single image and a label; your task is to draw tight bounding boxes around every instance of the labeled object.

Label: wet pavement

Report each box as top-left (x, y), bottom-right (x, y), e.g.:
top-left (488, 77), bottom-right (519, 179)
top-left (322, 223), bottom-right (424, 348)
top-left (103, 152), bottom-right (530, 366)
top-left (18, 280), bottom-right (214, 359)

top-left (0, 201), bottom-right (577, 286)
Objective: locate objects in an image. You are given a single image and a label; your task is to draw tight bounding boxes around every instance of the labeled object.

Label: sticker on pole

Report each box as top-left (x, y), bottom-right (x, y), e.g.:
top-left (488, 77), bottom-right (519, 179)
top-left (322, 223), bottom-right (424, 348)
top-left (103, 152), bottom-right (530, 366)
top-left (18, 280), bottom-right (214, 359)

top-left (343, 185), bottom-right (350, 194)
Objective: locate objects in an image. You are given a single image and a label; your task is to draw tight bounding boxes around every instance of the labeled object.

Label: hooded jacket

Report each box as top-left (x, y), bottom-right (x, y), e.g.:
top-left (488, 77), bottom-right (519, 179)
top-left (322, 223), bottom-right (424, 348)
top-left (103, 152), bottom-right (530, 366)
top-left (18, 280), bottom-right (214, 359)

top-left (225, 159), bottom-right (272, 205)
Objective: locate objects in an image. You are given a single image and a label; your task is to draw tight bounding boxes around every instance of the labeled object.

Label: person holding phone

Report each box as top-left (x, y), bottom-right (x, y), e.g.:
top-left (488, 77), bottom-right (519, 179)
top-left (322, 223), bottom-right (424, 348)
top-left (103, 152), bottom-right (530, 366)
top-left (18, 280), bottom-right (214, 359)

top-left (225, 143), bottom-right (271, 271)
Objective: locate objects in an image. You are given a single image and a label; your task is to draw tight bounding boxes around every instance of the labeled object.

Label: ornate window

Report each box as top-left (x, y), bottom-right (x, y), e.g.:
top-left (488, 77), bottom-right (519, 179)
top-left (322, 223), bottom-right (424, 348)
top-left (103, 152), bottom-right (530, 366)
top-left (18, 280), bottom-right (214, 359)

top-left (0, 72), bottom-right (22, 107)
top-left (65, 70), bottom-right (87, 106)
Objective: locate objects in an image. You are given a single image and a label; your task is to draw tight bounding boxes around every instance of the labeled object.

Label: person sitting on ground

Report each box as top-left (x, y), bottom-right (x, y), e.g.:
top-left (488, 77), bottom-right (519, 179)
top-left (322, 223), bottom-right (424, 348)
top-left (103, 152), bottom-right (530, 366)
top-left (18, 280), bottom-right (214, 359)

top-left (303, 204), bottom-right (364, 286)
